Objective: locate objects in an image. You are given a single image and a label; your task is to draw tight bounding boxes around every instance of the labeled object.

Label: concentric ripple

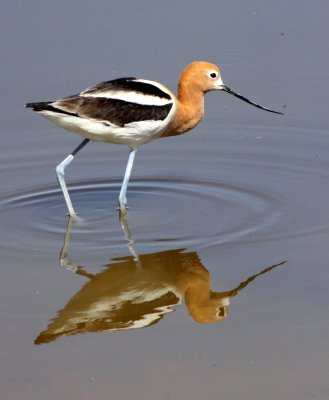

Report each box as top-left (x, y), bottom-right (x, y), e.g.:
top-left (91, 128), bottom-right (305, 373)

top-left (0, 176), bottom-right (287, 253)
top-left (0, 127), bottom-right (329, 253)
top-left (3, 124), bottom-right (329, 254)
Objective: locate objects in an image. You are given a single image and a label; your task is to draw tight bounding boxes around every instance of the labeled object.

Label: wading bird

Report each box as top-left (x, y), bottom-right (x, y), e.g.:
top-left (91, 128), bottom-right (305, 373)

top-left (26, 61), bottom-right (282, 216)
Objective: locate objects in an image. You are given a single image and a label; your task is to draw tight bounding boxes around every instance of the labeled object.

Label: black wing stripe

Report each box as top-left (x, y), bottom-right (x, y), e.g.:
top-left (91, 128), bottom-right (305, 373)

top-left (27, 97), bottom-right (173, 127)
top-left (76, 97), bottom-right (173, 126)
top-left (82, 78), bottom-right (172, 100)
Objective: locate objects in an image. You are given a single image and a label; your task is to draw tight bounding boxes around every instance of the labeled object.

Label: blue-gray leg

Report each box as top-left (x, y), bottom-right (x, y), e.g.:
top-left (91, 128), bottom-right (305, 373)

top-left (119, 148), bottom-right (137, 210)
top-left (56, 139), bottom-right (90, 216)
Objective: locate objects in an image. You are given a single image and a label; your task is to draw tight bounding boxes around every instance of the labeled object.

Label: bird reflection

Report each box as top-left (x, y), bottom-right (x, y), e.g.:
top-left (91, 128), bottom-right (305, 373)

top-left (35, 214), bottom-right (286, 345)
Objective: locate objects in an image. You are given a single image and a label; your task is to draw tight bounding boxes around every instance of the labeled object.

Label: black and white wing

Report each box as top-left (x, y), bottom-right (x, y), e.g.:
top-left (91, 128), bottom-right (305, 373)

top-left (26, 77), bottom-right (174, 127)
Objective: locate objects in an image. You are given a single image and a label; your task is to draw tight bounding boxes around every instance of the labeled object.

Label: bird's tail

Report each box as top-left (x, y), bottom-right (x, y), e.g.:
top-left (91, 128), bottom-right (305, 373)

top-left (25, 101), bottom-right (52, 111)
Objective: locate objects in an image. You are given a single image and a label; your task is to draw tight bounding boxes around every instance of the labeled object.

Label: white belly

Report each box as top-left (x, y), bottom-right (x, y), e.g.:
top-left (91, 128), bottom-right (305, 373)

top-left (40, 109), bottom-right (174, 147)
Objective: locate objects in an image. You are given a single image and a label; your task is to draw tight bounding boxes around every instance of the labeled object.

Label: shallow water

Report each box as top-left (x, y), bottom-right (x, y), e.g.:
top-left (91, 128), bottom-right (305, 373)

top-left (1, 1), bottom-right (329, 399)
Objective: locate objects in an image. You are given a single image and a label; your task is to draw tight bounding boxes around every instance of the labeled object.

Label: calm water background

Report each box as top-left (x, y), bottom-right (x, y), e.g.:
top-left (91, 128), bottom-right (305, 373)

top-left (1, 1), bottom-right (329, 399)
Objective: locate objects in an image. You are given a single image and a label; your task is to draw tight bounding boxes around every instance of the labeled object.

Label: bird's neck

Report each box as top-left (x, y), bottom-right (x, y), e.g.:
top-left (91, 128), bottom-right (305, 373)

top-left (165, 83), bottom-right (205, 136)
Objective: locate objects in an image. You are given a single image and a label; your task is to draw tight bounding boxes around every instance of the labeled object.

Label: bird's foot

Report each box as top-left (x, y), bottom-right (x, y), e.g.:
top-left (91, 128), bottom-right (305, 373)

top-left (117, 202), bottom-right (129, 216)
top-left (65, 212), bottom-right (84, 223)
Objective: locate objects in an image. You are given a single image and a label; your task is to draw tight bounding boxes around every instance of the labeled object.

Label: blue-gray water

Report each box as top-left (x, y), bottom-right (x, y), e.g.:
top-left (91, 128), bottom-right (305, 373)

top-left (1, 1), bottom-right (329, 399)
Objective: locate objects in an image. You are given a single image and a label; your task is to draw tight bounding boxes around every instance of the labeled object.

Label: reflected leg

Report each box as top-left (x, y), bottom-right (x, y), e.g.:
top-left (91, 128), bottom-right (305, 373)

top-left (59, 216), bottom-right (95, 279)
top-left (119, 208), bottom-right (140, 266)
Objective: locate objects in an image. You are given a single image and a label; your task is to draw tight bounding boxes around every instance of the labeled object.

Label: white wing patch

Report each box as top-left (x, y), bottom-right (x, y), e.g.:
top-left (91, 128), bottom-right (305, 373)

top-left (80, 79), bottom-right (173, 106)
top-left (81, 89), bottom-right (172, 106)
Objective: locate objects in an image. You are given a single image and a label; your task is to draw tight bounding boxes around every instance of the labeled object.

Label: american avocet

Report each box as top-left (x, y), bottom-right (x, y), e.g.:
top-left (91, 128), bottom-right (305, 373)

top-left (26, 61), bottom-right (282, 216)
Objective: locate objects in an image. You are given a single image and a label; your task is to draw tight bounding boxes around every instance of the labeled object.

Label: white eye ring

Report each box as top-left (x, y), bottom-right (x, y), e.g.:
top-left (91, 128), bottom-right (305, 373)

top-left (208, 71), bottom-right (218, 79)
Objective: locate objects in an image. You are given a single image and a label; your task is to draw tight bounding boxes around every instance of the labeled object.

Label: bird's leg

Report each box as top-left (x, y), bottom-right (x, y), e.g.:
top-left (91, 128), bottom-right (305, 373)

top-left (119, 148), bottom-right (137, 210)
top-left (56, 138), bottom-right (90, 217)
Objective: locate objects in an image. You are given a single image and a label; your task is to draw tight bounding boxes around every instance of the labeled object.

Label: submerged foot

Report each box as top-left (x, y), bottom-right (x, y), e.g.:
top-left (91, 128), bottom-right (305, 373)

top-left (118, 202), bottom-right (128, 215)
top-left (66, 211), bottom-right (84, 222)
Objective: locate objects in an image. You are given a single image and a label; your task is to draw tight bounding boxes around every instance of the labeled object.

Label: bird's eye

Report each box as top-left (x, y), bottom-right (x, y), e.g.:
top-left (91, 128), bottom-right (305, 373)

top-left (209, 71), bottom-right (218, 79)
top-left (217, 308), bottom-right (225, 317)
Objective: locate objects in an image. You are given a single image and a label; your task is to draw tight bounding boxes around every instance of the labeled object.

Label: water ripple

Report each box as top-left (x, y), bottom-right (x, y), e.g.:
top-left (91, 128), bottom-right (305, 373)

top-left (0, 177), bottom-right (287, 252)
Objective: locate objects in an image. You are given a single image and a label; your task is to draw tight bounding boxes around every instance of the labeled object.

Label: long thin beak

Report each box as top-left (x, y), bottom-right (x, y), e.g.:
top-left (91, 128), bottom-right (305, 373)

top-left (219, 85), bottom-right (284, 115)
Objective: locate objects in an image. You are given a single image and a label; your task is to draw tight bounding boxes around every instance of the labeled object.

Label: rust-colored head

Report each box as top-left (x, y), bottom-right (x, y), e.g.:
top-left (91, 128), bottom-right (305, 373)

top-left (178, 61), bottom-right (283, 114)
top-left (186, 293), bottom-right (230, 324)
top-left (178, 61), bottom-right (224, 93)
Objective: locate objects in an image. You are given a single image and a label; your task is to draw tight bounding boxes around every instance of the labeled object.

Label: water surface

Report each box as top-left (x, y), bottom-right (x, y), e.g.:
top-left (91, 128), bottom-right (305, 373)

top-left (1, 1), bottom-right (329, 399)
